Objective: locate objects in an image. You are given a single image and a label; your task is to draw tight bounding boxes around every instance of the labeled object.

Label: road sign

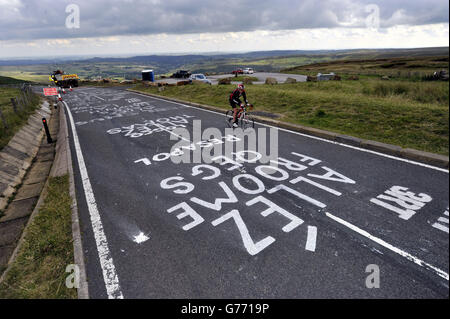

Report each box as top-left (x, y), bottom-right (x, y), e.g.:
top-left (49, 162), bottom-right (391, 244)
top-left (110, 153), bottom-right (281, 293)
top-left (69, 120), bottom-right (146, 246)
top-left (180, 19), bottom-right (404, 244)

top-left (43, 87), bottom-right (58, 96)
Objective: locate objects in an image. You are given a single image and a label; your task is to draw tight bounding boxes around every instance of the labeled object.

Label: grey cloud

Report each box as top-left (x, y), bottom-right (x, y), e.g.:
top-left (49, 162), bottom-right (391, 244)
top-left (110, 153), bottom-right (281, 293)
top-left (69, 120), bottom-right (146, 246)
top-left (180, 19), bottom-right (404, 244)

top-left (0, 0), bottom-right (448, 40)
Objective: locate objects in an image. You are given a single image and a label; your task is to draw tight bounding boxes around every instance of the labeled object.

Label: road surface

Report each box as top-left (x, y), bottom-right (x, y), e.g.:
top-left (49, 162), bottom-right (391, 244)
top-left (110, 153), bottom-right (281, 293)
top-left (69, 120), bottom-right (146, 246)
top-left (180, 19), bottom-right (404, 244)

top-left (61, 86), bottom-right (448, 299)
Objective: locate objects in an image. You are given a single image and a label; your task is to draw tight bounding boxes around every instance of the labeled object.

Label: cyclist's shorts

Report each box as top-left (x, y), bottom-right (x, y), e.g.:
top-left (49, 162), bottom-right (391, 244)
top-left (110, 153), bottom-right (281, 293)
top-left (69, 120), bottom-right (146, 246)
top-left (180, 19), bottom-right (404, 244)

top-left (229, 99), bottom-right (239, 109)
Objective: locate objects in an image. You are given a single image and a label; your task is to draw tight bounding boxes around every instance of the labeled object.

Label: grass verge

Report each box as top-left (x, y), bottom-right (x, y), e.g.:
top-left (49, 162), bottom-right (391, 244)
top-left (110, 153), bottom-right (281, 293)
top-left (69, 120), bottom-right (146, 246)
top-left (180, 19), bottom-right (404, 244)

top-left (0, 175), bottom-right (77, 299)
top-left (0, 87), bottom-right (41, 150)
top-left (133, 79), bottom-right (449, 155)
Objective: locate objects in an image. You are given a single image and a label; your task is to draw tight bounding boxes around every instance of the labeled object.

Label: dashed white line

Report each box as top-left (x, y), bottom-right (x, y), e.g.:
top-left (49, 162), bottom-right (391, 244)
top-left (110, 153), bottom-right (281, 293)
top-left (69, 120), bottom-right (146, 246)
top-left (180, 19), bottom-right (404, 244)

top-left (64, 102), bottom-right (124, 299)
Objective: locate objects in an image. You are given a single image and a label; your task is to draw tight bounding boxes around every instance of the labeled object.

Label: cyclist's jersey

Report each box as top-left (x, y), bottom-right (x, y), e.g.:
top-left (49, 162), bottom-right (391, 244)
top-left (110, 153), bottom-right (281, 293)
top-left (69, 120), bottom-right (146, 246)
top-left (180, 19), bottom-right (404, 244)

top-left (229, 89), bottom-right (247, 105)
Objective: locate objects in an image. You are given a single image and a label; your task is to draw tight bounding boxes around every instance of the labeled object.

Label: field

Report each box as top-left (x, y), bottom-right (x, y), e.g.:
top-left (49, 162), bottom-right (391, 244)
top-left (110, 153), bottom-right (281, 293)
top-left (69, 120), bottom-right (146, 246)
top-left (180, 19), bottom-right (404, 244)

top-left (134, 74), bottom-right (449, 155)
top-left (1, 47), bottom-right (448, 83)
top-left (283, 55), bottom-right (449, 79)
top-left (0, 70), bottom-right (49, 83)
top-left (0, 75), bottom-right (28, 85)
top-left (1, 50), bottom-right (448, 155)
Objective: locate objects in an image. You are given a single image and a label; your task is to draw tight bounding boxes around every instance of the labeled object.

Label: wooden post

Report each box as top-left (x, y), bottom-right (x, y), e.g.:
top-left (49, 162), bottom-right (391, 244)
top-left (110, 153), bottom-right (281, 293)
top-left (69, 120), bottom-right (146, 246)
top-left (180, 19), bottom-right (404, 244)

top-left (17, 95), bottom-right (25, 109)
top-left (21, 92), bottom-right (29, 107)
top-left (0, 108), bottom-right (8, 129)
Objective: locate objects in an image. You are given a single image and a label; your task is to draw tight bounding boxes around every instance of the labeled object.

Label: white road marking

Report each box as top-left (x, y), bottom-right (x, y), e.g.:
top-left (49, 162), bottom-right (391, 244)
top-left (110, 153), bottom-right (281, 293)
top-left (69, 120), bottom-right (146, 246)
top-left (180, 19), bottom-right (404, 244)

top-left (72, 90), bottom-right (449, 284)
top-left (438, 217), bottom-right (449, 224)
top-left (370, 198), bottom-right (416, 221)
top-left (130, 92), bottom-right (449, 174)
top-left (134, 158), bottom-right (152, 166)
top-left (131, 90), bottom-right (450, 279)
top-left (154, 123), bottom-right (191, 142)
top-left (326, 212), bottom-right (449, 281)
top-left (432, 223), bottom-right (449, 234)
top-left (290, 176), bottom-right (342, 196)
top-left (305, 226), bottom-right (317, 252)
top-left (64, 102), bottom-right (124, 299)
top-left (267, 184), bottom-right (326, 208)
top-left (212, 209), bottom-right (276, 256)
top-left (133, 232), bottom-right (150, 244)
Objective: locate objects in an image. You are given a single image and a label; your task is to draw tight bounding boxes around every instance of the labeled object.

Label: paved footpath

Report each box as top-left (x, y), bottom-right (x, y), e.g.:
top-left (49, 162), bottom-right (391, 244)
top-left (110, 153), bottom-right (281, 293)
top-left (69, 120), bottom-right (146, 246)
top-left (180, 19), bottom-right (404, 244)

top-left (61, 86), bottom-right (448, 299)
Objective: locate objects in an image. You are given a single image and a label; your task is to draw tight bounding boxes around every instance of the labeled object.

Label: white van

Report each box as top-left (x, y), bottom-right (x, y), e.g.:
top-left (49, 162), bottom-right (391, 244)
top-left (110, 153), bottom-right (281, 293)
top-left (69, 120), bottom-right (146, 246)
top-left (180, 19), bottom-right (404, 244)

top-left (243, 68), bottom-right (254, 74)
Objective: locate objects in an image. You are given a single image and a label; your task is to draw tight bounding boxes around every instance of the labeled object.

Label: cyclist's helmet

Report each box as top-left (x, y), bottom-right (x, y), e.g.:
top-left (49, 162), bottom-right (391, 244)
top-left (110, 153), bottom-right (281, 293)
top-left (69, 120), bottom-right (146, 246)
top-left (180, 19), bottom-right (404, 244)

top-left (238, 84), bottom-right (245, 91)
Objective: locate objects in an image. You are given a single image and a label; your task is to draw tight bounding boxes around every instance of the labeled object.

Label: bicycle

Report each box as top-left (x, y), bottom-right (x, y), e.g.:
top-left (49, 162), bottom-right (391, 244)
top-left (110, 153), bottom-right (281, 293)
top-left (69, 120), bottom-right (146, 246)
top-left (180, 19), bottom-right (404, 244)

top-left (226, 103), bottom-right (255, 129)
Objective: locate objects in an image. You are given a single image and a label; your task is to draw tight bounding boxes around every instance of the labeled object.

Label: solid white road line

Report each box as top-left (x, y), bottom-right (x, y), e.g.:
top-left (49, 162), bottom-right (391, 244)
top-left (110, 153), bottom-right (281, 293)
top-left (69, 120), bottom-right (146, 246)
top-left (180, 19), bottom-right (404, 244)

top-left (64, 102), bottom-right (124, 299)
top-left (130, 91), bottom-right (449, 174)
top-left (326, 212), bottom-right (449, 281)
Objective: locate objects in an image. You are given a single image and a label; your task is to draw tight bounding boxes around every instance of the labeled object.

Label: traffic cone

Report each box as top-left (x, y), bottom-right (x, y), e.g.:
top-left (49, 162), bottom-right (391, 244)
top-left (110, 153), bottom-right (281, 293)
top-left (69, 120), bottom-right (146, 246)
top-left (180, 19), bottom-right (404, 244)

top-left (62, 88), bottom-right (66, 94)
top-left (69, 86), bottom-right (73, 92)
top-left (58, 94), bottom-right (62, 101)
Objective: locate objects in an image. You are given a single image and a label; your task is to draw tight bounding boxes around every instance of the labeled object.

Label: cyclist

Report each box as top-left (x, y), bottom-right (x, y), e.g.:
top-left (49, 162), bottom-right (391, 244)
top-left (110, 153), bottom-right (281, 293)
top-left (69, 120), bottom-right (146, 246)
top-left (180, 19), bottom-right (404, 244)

top-left (229, 84), bottom-right (249, 128)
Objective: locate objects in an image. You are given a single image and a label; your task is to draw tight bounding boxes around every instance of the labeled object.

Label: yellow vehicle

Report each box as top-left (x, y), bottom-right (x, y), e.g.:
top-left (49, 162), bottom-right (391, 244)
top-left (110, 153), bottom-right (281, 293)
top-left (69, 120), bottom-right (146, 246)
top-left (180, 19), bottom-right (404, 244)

top-left (50, 70), bottom-right (79, 88)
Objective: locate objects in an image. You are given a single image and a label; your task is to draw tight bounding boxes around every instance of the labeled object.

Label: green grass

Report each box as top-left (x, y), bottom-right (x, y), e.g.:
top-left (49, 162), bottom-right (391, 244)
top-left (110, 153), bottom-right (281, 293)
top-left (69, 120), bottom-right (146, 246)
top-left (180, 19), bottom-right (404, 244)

top-left (0, 175), bottom-right (77, 299)
top-left (133, 78), bottom-right (449, 155)
top-left (282, 55), bottom-right (449, 80)
top-left (0, 75), bottom-right (28, 85)
top-left (228, 76), bottom-right (259, 83)
top-left (0, 71), bottom-right (48, 84)
top-left (0, 87), bottom-right (41, 150)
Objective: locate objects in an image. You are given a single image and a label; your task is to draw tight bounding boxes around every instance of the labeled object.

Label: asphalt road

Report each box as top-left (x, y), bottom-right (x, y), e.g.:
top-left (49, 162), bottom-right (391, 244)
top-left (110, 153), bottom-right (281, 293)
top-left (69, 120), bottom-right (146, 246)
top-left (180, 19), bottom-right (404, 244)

top-left (60, 86), bottom-right (448, 299)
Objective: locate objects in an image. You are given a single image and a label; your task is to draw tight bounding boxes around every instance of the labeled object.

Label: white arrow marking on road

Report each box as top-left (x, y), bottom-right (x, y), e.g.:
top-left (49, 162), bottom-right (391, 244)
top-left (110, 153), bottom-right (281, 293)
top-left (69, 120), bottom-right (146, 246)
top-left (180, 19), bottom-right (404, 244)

top-left (64, 102), bottom-right (124, 299)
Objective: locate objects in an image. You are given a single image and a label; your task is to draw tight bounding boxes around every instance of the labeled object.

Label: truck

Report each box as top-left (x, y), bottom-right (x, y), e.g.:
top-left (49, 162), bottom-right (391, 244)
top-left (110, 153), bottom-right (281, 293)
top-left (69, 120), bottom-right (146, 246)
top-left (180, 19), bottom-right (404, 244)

top-left (49, 70), bottom-right (79, 88)
top-left (171, 70), bottom-right (191, 79)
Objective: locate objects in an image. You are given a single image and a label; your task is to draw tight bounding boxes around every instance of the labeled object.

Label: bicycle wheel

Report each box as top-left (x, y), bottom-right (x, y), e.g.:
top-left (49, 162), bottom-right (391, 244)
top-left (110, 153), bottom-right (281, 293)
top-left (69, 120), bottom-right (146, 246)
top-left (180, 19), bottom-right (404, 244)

top-left (240, 113), bottom-right (255, 130)
top-left (225, 110), bottom-right (234, 128)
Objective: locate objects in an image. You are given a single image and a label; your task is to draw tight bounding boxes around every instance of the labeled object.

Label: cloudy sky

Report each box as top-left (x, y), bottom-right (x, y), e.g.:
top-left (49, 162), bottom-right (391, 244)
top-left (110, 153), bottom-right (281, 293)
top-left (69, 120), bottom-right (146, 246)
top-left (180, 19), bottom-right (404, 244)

top-left (0, 0), bottom-right (448, 58)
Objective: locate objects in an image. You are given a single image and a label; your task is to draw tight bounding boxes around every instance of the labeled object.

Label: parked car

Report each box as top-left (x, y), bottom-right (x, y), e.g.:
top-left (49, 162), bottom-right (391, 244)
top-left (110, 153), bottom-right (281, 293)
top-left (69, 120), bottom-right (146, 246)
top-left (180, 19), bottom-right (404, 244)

top-left (231, 68), bottom-right (244, 75)
top-left (171, 70), bottom-right (191, 78)
top-left (189, 74), bottom-right (212, 85)
top-left (243, 68), bottom-right (254, 74)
